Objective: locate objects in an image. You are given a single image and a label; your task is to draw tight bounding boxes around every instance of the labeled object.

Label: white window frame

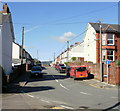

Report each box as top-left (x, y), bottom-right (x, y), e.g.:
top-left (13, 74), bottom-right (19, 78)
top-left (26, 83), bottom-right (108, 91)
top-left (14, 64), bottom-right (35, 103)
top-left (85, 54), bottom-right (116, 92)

top-left (107, 50), bottom-right (114, 61)
top-left (102, 50), bottom-right (106, 61)
top-left (107, 34), bottom-right (114, 45)
top-left (102, 33), bottom-right (106, 45)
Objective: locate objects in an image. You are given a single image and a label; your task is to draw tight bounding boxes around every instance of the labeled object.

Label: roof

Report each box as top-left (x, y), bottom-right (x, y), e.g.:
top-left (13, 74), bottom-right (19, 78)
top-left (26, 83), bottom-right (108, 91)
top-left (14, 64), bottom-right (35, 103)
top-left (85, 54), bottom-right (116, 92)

top-left (89, 22), bottom-right (120, 33)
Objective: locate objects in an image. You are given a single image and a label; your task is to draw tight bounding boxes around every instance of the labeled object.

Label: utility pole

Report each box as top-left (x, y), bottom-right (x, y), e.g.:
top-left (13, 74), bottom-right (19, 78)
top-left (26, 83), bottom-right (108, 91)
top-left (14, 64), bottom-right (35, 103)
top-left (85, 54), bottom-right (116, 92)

top-left (67, 41), bottom-right (69, 63)
top-left (21, 26), bottom-right (24, 64)
top-left (54, 52), bottom-right (55, 63)
top-left (37, 50), bottom-right (39, 60)
top-left (99, 21), bottom-right (103, 82)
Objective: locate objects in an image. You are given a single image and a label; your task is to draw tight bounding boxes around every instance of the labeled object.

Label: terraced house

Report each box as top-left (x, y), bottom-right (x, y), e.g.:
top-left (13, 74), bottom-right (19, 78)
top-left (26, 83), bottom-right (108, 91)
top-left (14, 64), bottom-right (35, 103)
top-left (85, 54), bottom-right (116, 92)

top-left (84, 22), bottom-right (120, 64)
top-left (0, 3), bottom-right (14, 75)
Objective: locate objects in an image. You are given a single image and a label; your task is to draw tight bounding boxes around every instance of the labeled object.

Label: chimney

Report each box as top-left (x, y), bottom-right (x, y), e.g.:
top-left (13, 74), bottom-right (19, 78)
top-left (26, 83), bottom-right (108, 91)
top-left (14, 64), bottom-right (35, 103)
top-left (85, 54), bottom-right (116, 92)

top-left (70, 45), bottom-right (74, 48)
top-left (75, 42), bottom-right (79, 45)
top-left (2, 3), bottom-right (10, 14)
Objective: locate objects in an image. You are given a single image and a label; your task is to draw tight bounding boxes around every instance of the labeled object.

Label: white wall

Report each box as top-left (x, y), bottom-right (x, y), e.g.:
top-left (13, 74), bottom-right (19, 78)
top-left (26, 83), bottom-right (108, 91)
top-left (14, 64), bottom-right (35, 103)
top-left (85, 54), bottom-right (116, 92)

top-left (84, 23), bottom-right (96, 63)
top-left (12, 42), bottom-right (20, 59)
top-left (2, 15), bottom-right (12, 75)
top-left (0, 26), bottom-right (2, 66)
top-left (69, 42), bottom-right (84, 60)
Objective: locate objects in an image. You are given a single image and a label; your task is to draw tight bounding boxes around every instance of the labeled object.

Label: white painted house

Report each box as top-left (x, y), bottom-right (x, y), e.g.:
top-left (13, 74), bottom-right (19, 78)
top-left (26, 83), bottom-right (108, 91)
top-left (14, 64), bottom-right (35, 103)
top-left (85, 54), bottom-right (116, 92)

top-left (12, 42), bottom-right (33, 66)
top-left (69, 42), bottom-right (84, 61)
top-left (84, 23), bottom-right (97, 63)
top-left (0, 12), bottom-right (14, 75)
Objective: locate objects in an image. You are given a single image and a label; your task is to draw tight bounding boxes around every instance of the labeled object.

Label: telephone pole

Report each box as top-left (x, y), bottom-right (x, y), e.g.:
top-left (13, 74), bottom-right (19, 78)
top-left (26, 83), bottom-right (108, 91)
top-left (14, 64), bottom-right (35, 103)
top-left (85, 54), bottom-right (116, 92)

top-left (67, 41), bottom-right (69, 63)
top-left (99, 21), bottom-right (103, 82)
top-left (54, 52), bottom-right (55, 62)
top-left (21, 26), bottom-right (24, 64)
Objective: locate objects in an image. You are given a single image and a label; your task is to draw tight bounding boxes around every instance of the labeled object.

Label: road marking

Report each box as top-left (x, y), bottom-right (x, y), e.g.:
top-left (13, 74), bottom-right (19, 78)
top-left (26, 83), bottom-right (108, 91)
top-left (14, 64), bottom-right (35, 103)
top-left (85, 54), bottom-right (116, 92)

top-left (55, 79), bottom-right (59, 82)
top-left (60, 84), bottom-right (69, 90)
top-left (27, 94), bottom-right (34, 98)
top-left (51, 107), bottom-right (64, 109)
top-left (60, 105), bottom-right (74, 109)
top-left (111, 97), bottom-right (118, 99)
top-left (40, 99), bottom-right (50, 103)
top-left (89, 84), bottom-right (100, 89)
top-left (80, 92), bottom-right (92, 95)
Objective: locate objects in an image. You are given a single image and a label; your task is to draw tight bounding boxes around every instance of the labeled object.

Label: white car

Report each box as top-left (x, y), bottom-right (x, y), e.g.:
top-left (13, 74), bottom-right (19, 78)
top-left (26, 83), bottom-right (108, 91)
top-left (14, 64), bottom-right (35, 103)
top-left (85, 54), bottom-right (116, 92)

top-left (30, 66), bottom-right (43, 78)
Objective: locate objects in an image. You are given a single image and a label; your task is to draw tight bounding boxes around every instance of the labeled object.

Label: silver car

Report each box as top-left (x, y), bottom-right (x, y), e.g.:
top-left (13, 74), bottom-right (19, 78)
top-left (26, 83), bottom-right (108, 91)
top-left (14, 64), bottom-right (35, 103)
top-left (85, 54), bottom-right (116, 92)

top-left (30, 66), bottom-right (43, 78)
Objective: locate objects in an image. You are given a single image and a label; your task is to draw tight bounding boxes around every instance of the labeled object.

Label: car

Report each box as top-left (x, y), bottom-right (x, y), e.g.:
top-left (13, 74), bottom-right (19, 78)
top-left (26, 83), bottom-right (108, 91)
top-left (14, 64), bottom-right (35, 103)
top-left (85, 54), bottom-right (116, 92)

top-left (69, 65), bottom-right (89, 79)
top-left (66, 66), bottom-right (71, 77)
top-left (30, 66), bottom-right (43, 78)
top-left (58, 64), bottom-right (66, 73)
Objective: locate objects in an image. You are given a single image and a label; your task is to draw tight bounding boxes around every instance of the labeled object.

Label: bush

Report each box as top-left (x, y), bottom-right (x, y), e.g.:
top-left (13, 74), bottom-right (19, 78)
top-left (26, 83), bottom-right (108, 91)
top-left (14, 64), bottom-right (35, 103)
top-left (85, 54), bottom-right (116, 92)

top-left (116, 59), bottom-right (120, 66)
top-left (71, 57), bottom-right (76, 61)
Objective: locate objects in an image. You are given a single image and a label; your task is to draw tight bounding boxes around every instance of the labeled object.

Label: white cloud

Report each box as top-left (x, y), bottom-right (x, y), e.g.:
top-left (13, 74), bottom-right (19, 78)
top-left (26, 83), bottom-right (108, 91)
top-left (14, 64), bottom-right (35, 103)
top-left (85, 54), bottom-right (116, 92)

top-left (53, 32), bottom-right (76, 42)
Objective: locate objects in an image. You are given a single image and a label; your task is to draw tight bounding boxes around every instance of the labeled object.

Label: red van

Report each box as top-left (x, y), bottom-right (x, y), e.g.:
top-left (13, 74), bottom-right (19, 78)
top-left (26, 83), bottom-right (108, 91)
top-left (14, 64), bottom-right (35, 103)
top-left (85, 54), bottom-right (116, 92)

top-left (69, 65), bottom-right (89, 79)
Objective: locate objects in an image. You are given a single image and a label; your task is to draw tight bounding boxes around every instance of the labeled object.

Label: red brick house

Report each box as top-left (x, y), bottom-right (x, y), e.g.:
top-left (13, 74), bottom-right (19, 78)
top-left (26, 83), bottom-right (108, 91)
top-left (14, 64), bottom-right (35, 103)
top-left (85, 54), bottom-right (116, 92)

top-left (84, 22), bottom-right (120, 64)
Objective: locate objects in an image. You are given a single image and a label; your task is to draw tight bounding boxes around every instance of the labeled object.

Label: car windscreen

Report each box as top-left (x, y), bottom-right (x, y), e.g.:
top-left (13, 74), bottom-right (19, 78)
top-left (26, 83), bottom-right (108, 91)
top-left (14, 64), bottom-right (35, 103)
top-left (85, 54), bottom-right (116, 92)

top-left (76, 67), bottom-right (86, 72)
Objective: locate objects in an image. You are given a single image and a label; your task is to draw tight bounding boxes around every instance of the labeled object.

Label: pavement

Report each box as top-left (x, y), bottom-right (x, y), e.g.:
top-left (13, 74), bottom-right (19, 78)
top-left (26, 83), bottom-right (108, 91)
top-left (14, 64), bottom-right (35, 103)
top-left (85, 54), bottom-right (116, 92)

top-left (84, 79), bottom-right (119, 90)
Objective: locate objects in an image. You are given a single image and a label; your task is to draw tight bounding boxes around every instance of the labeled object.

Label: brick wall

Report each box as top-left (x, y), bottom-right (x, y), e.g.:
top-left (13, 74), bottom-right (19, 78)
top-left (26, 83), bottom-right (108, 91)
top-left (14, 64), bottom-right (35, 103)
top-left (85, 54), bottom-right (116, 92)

top-left (68, 61), bottom-right (120, 85)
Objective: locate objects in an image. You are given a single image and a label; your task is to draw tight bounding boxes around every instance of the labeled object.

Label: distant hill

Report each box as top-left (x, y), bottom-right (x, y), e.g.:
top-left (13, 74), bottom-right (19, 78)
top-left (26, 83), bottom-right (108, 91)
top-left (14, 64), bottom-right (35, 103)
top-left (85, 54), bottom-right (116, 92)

top-left (41, 61), bottom-right (53, 65)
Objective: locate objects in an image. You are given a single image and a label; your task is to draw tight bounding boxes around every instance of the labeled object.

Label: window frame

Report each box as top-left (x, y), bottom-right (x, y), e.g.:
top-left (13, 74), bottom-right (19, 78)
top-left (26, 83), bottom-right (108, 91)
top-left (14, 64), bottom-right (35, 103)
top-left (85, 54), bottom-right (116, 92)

top-left (107, 34), bottom-right (115, 45)
top-left (107, 50), bottom-right (114, 61)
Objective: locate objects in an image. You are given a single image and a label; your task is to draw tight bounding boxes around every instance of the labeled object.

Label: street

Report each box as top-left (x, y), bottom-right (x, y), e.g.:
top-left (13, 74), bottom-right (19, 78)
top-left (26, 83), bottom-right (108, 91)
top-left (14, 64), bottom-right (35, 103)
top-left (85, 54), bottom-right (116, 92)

top-left (2, 67), bottom-right (119, 110)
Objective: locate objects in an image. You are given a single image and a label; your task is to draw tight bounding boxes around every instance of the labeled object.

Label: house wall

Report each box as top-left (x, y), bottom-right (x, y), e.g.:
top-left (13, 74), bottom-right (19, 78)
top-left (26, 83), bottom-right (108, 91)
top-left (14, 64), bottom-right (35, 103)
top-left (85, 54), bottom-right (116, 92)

top-left (2, 15), bottom-right (12, 75)
top-left (69, 42), bottom-right (84, 60)
top-left (0, 26), bottom-right (2, 66)
top-left (12, 42), bottom-right (20, 59)
top-left (84, 23), bottom-right (97, 63)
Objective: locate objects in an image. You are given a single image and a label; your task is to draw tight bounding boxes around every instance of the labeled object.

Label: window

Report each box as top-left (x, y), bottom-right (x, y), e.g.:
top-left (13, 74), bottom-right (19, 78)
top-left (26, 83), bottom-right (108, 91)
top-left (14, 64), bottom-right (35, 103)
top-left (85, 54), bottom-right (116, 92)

top-left (107, 34), bottom-right (114, 45)
top-left (102, 50), bottom-right (106, 61)
top-left (107, 50), bottom-right (114, 61)
top-left (102, 34), bottom-right (106, 45)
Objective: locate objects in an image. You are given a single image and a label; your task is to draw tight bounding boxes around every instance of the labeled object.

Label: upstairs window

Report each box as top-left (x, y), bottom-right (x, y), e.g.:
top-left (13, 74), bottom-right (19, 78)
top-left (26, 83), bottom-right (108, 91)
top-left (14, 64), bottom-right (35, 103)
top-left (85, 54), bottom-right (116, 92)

top-left (107, 34), bottom-right (114, 45)
top-left (107, 50), bottom-right (114, 61)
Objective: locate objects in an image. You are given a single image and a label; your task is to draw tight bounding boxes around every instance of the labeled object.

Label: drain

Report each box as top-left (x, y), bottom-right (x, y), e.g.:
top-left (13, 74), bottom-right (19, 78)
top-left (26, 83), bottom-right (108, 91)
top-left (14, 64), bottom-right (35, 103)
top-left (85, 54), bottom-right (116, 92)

top-left (44, 105), bottom-right (56, 108)
top-left (79, 106), bottom-right (89, 109)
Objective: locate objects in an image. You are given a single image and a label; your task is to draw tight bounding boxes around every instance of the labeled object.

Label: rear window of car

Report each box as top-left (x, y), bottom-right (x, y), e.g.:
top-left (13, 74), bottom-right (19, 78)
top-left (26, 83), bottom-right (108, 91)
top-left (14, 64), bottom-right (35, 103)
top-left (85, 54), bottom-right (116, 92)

top-left (61, 67), bottom-right (66, 69)
top-left (59, 64), bottom-right (64, 66)
top-left (76, 67), bottom-right (86, 72)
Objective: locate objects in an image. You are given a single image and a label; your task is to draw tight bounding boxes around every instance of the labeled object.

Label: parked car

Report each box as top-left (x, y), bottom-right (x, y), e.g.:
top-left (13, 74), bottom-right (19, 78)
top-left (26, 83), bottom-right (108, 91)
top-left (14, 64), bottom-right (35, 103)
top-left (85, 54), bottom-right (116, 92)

top-left (57, 64), bottom-right (66, 73)
top-left (55, 64), bottom-right (59, 70)
top-left (69, 65), bottom-right (89, 79)
top-left (66, 66), bottom-right (71, 77)
top-left (30, 66), bottom-right (43, 78)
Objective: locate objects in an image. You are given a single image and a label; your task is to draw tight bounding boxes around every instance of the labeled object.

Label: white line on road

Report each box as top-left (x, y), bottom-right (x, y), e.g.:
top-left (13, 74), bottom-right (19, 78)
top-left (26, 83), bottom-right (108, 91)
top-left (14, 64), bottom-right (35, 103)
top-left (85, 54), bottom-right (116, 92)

top-left (27, 94), bottom-right (34, 98)
top-left (60, 105), bottom-right (74, 109)
top-left (60, 84), bottom-right (69, 90)
top-left (80, 92), bottom-right (92, 95)
top-left (40, 99), bottom-right (50, 103)
top-left (55, 79), bottom-right (59, 82)
top-left (111, 97), bottom-right (118, 99)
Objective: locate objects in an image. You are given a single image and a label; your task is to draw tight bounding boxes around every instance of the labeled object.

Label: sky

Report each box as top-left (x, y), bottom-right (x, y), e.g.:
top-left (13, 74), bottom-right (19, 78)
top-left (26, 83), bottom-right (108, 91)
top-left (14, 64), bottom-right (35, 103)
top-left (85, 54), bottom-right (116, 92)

top-left (0, 1), bottom-right (118, 61)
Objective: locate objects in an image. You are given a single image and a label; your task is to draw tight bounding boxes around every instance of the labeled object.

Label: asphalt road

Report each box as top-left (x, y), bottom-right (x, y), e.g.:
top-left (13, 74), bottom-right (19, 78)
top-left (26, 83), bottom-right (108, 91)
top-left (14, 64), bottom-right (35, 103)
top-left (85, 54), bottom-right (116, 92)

top-left (2, 67), bottom-right (119, 110)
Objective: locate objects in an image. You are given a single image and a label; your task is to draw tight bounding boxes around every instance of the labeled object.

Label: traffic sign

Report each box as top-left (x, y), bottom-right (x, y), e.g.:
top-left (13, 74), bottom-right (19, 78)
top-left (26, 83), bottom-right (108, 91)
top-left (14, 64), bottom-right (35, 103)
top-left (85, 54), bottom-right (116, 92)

top-left (105, 60), bottom-right (111, 64)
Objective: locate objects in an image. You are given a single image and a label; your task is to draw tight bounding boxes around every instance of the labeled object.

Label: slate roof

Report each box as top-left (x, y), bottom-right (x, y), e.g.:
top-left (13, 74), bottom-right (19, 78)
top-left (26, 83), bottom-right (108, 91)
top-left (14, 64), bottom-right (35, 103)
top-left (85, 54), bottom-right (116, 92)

top-left (89, 22), bottom-right (120, 33)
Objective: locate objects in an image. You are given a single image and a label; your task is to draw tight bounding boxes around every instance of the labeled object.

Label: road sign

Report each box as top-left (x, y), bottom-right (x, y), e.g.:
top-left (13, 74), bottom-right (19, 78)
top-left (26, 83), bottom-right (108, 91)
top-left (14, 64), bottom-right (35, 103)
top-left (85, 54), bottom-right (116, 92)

top-left (105, 60), bottom-right (111, 64)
